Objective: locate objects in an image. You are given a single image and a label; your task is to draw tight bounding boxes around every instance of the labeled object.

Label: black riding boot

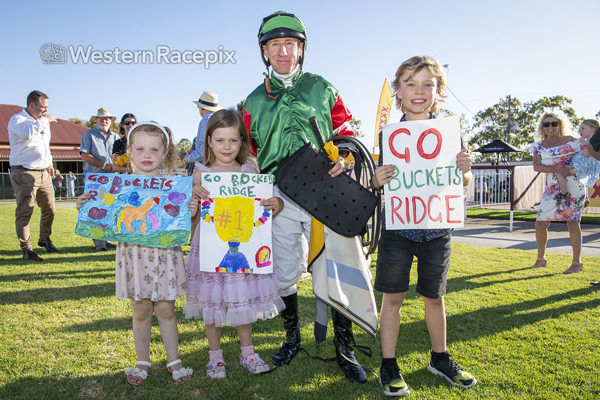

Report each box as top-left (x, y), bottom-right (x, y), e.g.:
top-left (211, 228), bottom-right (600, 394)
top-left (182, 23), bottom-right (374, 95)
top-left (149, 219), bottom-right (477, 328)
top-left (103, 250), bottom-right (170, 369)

top-left (272, 293), bottom-right (301, 366)
top-left (332, 309), bottom-right (367, 384)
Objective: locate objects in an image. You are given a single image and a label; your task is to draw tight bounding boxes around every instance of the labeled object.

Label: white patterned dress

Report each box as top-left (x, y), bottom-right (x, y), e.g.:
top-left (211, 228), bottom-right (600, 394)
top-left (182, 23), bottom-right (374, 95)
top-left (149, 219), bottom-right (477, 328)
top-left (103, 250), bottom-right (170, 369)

top-left (115, 243), bottom-right (187, 301)
top-left (531, 140), bottom-right (586, 221)
top-left (183, 162), bottom-right (284, 327)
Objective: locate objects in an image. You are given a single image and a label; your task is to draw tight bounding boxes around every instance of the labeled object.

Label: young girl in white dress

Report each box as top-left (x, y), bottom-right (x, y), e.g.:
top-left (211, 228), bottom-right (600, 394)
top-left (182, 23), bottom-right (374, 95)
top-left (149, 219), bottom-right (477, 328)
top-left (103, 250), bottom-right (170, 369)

top-left (184, 109), bottom-right (284, 379)
top-left (77, 122), bottom-right (192, 385)
top-left (555, 119), bottom-right (600, 197)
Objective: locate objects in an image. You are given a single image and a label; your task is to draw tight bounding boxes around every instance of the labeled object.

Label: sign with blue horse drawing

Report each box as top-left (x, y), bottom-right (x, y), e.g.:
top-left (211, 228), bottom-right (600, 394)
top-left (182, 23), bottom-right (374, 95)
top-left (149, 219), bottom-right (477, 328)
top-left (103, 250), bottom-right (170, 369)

top-left (75, 173), bottom-right (192, 247)
top-left (199, 172), bottom-right (274, 274)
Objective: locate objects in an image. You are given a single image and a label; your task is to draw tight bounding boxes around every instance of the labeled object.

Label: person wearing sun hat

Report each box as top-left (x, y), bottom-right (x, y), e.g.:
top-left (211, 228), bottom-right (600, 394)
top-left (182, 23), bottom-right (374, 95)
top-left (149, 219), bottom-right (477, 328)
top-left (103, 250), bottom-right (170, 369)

top-left (185, 91), bottom-right (223, 168)
top-left (80, 107), bottom-right (119, 251)
top-left (243, 11), bottom-right (368, 384)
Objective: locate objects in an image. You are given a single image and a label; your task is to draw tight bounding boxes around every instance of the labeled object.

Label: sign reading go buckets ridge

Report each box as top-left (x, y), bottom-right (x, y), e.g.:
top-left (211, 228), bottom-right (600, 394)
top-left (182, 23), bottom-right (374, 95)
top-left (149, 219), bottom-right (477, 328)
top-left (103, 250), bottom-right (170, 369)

top-left (382, 116), bottom-right (465, 230)
top-left (199, 172), bottom-right (274, 274)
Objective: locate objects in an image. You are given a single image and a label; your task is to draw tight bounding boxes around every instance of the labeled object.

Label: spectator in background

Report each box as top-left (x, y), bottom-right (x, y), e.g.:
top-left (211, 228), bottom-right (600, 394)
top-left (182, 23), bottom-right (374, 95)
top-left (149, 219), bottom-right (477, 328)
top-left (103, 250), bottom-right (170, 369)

top-left (66, 171), bottom-right (76, 198)
top-left (586, 126), bottom-right (600, 285)
top-left (184, 91), bottom-right (223, 171)
top-left (185, 137), bottom-right (197, 176)
top-left (530, 109), bottom-right (585, 274)
top-left (112, 113), bottom-right (137, 173)
top-left (7, 90), bottom-right (60, 261)
top-left (53, 170), bottom-right (64, 199)
top-left (80, 107), bottom-right (119, 251)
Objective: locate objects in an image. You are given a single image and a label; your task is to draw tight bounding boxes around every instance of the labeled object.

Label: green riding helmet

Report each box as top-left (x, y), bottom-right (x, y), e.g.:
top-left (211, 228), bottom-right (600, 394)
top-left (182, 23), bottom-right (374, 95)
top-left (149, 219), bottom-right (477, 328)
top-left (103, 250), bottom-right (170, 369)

top-left (257, 11), bottom-right (307, 68)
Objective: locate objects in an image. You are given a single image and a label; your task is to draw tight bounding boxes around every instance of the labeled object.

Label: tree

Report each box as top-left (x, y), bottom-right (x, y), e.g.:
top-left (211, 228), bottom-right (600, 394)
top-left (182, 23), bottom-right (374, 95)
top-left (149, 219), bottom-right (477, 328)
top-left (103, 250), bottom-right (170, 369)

top-left (69, 117), bottom-right (119, 132)
top-left (68, 118), bottom-right (91, 128)
top-left (468, 95), bottom-right (581, 162)
top-left (349, 117), bottom-right (364, 138)
top-left (235, 99), bottom-right (245, 115)
top-left (523, 96), bottom-right (581, 131)
top-left (439, 109), bottom-right (473, 146)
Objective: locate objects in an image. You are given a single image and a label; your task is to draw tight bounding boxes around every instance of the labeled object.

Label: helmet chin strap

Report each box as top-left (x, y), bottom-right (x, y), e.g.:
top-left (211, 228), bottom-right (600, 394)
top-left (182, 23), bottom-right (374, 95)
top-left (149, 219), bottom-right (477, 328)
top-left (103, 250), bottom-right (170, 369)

top-left (263, 71), bottom-right (276, 100)
top-left (263, 64), bottom-right (301, 99)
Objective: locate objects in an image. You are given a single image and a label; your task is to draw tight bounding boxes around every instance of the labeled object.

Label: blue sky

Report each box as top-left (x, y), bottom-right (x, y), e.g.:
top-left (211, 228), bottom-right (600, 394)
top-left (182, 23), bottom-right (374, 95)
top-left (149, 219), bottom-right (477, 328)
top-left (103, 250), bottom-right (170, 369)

top-left (1, 0), bottom-right (598, 151)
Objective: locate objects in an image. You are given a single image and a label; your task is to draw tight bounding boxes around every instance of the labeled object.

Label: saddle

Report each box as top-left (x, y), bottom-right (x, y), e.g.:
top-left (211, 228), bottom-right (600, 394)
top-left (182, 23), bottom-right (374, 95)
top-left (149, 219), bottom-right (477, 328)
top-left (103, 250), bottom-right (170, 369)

top-left (275, 118), bottom-right (379, 237)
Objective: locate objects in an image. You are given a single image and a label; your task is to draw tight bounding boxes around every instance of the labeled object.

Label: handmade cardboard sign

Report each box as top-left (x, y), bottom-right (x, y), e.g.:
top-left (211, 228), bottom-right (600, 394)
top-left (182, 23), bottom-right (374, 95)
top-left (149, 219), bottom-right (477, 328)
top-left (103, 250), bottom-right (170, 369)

top-left (75, 173), bottom-right (192, 247)
top-left (381, 116), bottom-right (465, 229)
top-left (588, 179), bottom-right (600, 207)
top-left (199, 172), bottom-right (274, 274)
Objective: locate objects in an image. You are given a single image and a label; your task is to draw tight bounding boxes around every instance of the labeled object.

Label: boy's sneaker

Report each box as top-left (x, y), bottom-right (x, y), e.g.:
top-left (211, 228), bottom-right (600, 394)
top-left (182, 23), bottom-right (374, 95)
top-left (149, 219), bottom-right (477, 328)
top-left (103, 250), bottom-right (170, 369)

top-left (240, 353), bottom-right (270, 374)
top-left (206, 359), bottom-right (226, 379)
top-left (379, 361), bottom-right (410, 396)
top-left (427, 351), bottom-right (477, 388)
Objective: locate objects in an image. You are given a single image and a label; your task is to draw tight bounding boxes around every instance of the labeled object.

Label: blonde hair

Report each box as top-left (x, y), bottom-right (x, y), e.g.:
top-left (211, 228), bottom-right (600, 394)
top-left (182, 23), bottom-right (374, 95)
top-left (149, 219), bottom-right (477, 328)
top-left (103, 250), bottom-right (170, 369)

top-left (204, 109), bottom-right (250, 167)
top-left (392, 55), bottom-right (447, 113)
top-left (128, 123), bottom-right (178, 175)
top-left (581, 119), bottom-right (599, 133)
top-left (536, 109), bottom-right (572, 141)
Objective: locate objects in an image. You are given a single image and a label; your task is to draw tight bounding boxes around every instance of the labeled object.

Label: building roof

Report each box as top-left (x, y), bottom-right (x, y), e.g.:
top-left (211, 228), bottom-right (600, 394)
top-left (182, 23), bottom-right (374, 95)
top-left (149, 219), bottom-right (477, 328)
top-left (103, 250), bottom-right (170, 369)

top-left (0, 103), bottom-right (87, 147)
top-left (0, 104), bottom-right (88, 162)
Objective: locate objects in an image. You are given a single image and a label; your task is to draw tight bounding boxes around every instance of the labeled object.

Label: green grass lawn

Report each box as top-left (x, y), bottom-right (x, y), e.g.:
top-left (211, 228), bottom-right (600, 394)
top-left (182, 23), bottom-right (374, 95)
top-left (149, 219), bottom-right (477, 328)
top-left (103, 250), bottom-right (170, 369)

top-left (0, 205), bottom-right (599, 399)
top-left (466, 208), bottom-right (600, 225)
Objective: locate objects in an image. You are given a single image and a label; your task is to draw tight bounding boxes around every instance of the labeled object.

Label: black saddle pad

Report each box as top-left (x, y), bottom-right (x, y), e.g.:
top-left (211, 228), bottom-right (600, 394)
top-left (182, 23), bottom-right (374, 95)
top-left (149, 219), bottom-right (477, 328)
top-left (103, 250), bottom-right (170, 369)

top-left (275, 143), bottom-right (379, 237)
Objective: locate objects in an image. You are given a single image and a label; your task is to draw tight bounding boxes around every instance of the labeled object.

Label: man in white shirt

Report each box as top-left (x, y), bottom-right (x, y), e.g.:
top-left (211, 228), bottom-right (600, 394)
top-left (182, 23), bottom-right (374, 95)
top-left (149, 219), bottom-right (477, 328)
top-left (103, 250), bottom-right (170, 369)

top-left (8, 90), bottom-right (60, 261)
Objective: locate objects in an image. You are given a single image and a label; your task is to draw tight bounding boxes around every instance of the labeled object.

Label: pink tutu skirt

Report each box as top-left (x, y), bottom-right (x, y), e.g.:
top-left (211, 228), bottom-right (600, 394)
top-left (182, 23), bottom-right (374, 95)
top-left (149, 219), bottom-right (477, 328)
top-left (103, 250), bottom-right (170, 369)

top-left (183, 223), bottom-right (284, 326)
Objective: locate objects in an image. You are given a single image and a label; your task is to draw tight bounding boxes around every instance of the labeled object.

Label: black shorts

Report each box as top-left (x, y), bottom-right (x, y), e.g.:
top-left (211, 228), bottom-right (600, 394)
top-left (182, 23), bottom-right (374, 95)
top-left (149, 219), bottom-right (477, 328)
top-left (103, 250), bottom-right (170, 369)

top-left (374, 230), bottom-right (452, 298)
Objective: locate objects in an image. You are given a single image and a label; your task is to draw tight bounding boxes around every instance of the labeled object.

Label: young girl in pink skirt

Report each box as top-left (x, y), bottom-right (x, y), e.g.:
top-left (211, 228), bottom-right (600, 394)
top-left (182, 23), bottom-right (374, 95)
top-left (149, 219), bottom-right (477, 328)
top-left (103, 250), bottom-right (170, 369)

top-left (184, 109), bottom-right (284, 379)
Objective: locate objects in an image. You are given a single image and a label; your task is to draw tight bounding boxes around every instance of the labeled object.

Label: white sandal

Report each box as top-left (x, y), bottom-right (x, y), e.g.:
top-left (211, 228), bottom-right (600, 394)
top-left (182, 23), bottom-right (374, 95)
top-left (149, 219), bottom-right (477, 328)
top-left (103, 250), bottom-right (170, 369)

top-left (166, 359), bottom-right (193, 383)
top-left (124, 361), bottom-right (151, 385)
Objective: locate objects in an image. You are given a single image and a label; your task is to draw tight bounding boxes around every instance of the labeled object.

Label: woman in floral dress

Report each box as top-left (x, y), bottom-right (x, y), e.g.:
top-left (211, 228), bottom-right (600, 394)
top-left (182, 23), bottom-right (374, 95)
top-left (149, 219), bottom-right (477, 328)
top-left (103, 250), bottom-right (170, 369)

top-left (530, 109), bottom-right (585, 273)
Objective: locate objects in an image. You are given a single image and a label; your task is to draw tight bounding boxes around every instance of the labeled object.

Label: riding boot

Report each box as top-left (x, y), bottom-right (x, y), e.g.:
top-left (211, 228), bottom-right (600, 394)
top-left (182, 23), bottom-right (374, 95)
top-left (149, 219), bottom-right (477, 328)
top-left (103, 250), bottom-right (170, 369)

top-left (332, 308), bottom-right (367, 384)
top-left (272, 293), bottom-right (301, 366)
top-left (314, 298), bottom-right (329, 348)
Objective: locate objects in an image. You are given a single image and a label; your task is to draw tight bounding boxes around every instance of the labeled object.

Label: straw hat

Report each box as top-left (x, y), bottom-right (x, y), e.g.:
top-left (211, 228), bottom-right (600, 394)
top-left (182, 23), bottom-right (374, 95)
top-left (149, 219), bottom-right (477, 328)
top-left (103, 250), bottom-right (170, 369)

top-left (193, 91), bottom-right (223, 112)
top-left (92, 107), bottom-right (117, 121)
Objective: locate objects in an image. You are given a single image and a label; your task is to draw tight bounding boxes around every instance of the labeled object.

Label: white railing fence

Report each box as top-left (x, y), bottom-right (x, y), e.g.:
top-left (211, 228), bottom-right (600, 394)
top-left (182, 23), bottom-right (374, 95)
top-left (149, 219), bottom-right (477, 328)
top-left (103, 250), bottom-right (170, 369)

top-left (465, 166), bottom-right (600, 231)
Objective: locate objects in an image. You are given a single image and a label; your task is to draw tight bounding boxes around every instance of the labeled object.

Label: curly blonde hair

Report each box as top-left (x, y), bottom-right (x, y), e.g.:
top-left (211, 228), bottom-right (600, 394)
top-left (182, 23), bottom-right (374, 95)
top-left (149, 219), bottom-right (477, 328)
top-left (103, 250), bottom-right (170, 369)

top-left (392, 55), bottom-right (447, 113)
top-left (535, 109), bottom-right (572, 141)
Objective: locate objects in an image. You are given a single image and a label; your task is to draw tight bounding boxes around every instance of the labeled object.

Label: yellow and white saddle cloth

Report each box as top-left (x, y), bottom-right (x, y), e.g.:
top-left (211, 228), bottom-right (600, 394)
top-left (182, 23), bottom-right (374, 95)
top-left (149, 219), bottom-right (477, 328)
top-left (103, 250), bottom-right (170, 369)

top-left (308, 218), bottom-right (378, 338)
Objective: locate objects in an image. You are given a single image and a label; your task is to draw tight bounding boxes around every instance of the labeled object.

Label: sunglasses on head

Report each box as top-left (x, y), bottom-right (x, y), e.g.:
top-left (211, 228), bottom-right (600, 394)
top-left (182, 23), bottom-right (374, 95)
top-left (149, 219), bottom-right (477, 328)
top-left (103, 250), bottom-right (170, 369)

top-left (122, 121), bottom-right (136, 126)
top-left (542, 121), bottom-right (559, 128)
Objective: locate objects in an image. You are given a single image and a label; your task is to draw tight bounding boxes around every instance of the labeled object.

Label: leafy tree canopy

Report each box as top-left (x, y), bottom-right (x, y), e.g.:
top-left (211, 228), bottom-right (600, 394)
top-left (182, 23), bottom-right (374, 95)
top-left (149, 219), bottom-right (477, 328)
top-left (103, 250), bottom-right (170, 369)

top-left (468, 95), bottom-right (581, 162)
top-left (68, 117), bottom-right (120, 133)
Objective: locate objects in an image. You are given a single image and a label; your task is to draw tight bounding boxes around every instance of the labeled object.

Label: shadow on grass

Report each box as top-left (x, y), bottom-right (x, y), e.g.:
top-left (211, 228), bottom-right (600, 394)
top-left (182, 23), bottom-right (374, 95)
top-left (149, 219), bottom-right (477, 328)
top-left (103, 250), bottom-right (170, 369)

top-left (397, 286), bottom-right (599, 353)
top-left (0, 266), bottom-right (114, 283)
top-left (445, 265), bottom-right (563, 294)
top-left (0, 356), bottom-right (385, 400)
top-left (0, 282), bottom-right (115, 305)
top-left (2, 311), bottom-right (383, 400)
top-left (0, 246), bottom-right (116, 264)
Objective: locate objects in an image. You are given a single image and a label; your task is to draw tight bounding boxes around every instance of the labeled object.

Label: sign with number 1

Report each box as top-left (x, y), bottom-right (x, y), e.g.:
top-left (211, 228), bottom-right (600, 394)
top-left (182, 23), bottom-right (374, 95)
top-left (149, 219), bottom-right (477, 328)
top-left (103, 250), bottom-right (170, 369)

top-left (199, 172), bottom-right (274, 274)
